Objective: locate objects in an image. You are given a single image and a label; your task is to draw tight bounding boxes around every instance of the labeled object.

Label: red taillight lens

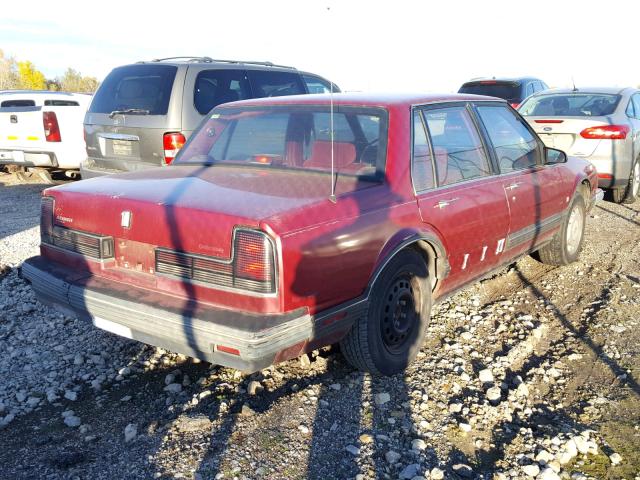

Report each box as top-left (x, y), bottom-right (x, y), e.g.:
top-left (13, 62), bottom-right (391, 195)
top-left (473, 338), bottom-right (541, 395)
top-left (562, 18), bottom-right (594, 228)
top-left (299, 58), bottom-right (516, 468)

top-left (534, 119), bottom-right (564, 124)
top-left (163, 132), bottom-right (186, 164)
top-left (580, 125), bottom-right (630, 140)
top-left (234, 230), bottom-right (275, 289)
top-left (43, 112), bottom-right (61, 142)
top-left (510, 102), bottom-right (520, 109)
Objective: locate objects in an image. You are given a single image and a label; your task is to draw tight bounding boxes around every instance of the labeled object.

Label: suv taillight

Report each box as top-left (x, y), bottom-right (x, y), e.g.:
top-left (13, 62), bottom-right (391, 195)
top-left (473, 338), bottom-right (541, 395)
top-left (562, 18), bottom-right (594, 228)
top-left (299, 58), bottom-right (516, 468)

top-left (43, 112), bottom-right (61, 142)
top-left (580, 125), bottom-right (630, 140)
top-left (163, 132), bottom-right (186, 164)
top-left (40, 196), bottom-right (55, 243)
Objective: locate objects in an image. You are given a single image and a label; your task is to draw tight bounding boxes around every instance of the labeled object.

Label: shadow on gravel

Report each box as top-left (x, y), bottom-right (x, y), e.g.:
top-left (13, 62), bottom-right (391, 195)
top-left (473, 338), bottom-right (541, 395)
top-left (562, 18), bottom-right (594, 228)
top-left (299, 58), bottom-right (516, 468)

top-left (513, 265), bottom-right (639, 397)
top-left (0, 181), bottom-right (50, 240)
top-left (595, 204), bottom-right (640, 227)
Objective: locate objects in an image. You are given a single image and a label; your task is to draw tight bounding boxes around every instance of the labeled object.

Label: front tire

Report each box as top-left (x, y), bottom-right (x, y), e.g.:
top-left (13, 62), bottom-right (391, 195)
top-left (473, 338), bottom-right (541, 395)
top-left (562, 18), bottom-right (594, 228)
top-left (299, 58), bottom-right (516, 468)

top-left (340, 248), bottom-right (431, 375)
top-left (538, 192), bottom-right (586, 265)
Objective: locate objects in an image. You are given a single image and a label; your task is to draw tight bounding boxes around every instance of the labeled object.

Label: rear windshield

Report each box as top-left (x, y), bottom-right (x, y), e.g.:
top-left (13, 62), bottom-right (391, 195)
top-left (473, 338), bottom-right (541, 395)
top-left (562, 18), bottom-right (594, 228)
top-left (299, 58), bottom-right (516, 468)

top-left (519, 93), bottom-right (621, 117)
top-left (44, 99), bottom-right (80, 106)
top-left (88, 64), bottom-right (177, 115)
top-left (175, 105), bottom-right (388, 182)
top-left (458, 83), bottom-right (521, 101)
top-left (1, 99), bottom-right (36, 107)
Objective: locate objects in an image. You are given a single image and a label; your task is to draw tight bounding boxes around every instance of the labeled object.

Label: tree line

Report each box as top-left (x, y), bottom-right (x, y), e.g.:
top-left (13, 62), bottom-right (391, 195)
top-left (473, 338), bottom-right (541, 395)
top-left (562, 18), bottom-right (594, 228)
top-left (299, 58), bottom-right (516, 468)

top-left (0, 49), bottom-right (99, 93)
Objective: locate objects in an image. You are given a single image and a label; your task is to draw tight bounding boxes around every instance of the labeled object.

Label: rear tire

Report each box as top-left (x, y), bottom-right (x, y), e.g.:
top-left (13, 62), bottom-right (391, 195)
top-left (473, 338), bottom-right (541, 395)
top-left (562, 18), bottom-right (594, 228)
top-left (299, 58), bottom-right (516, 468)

top-left (621, 160), bottom-right (640, 204)
top-left (340, 248), bottom-right (431, 375)
top-left (538, 192), bottom-right (586, 265)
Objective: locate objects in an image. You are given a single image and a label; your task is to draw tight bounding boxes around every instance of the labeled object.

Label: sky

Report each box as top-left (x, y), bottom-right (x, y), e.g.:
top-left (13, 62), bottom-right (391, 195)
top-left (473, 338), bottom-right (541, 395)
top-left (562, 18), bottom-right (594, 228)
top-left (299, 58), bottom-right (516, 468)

top-left (1, 0), bottom-right (639, 93)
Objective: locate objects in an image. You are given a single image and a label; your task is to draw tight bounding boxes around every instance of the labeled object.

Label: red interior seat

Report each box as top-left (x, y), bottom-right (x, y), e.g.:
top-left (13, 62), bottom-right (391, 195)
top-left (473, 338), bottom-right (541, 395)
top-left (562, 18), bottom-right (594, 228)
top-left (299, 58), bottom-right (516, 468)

top-left (304, 141), bottom-right (356, 169)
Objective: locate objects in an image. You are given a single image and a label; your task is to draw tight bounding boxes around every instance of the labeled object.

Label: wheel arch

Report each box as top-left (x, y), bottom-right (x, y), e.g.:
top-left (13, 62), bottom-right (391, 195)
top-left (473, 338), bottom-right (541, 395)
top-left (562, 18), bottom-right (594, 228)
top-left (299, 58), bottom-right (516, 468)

top-left (366, 229), bottom-right (449, 295)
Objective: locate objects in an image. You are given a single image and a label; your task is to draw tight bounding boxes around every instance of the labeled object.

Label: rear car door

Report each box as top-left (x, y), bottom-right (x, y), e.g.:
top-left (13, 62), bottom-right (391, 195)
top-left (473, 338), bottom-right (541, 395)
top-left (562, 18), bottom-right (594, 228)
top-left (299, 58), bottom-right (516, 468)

top-left (84, 64), bottom-right (184, 173)
top-left (475, 104), bottom-right (569, 259)
top-left (413, 105), bottom-right (510, 293)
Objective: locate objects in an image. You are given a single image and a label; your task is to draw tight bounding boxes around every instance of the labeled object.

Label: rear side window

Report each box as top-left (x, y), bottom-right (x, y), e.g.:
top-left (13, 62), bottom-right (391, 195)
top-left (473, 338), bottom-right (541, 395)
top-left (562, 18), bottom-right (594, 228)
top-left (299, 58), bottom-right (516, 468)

top-left (302, 74), bottom-right (334, 94)
top-left (423, 106), bottom-right (492, 186)
top-left (1, 99), bottom-right (35, 107)
top-left (44, 100), bottom-right (80, 106)
top-left (89, 64), bottom-right (177, 115)
top-left (458, 83), bottom-right (521, 102)
top-left (632, 94), bottom-right (640, 120)
top-left (246, 70), bottom-right (305, 98)
top-left (476, 105), bottom-right (539, 172)
top-left (193, 69), bottom-right (251, 115)
top-left (412, 110), bottom-right (435, 191)
top-left (519, 93), bottom-right (620, 117)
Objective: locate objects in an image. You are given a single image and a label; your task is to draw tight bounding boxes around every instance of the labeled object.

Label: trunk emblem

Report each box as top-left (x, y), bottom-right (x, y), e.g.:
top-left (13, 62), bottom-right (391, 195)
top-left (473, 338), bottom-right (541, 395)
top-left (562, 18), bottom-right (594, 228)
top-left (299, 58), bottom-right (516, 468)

top-left (10, 115), bottom-right (17, 124)
top-left (543, 127), bottom-right (552, 132)
top-left (121, 211), bottom-right (132, 229)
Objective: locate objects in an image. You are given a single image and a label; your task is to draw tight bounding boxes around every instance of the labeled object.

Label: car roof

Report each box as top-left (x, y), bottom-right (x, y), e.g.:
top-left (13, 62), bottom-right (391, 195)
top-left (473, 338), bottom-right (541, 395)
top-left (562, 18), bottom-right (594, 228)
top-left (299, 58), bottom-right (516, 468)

top-left (215, 92), bottom-right (507, 109)
top-left (530, 86), bottom-right (635, 96)
top-left (462, 77), bottom-right (543, 85)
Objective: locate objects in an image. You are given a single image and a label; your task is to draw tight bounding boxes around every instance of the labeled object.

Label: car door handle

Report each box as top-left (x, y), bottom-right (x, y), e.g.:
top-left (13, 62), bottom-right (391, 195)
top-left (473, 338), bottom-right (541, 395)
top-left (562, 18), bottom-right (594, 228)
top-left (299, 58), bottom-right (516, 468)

top-left (433, 198), bottom-right (459, 209)
top-left (505, 182), bottom-right (523, 191)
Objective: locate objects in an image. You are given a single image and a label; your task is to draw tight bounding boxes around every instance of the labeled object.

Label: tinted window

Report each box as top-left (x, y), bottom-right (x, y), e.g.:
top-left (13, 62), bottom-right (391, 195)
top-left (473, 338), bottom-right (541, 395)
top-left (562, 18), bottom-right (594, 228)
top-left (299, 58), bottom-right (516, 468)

top-left (412, 110), bottom-right (435, 191)
top-left (44, 100), bottom-right (80, 106)
top-left (423, 106), bottom-right (492, 186)
top-left (247, 70), bottom-right (305, 98)
top-left (177, 106), bottom-right (387, 182)
top-left (626, 99), bottom-right (635, 118)
top-left (476, 105), bottom-right (539, 172)
top-left (302, 74), bottom-right (334, 94)
top-left (89, 64), bottom-right (177, 115)
top-left (458, 83), bottom-right (521, 102)
top-left (520, 93), bottom-right (620, 117)
top-left (193, 69), bottom-right (251, 115)
top-left (633, 94), bottom-right (640, 120)
top-left (526, 83), bottom-right (534, 97)
top-left (1, 99), bottom-right (35, 107)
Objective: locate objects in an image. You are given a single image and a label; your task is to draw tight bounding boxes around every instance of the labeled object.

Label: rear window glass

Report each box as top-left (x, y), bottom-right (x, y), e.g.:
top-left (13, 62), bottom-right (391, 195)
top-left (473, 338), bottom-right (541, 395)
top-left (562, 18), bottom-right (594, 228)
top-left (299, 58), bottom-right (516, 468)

top-left (44, 100), bottom-right (80, 106)
top-left (89, 64), bottom-right (177, 115)
top-left (246, 70), bottom-right (305, 98)
top-left (194, 69), bottom-right (251, 115)
top-left (519, 93), bottom-right (621, 117)
top-left (458, 83), bottom-right (521, 102)
top-left (176, 105), bottom-right (388, 182)
top-left (1, 99), bottom-right (36, 107)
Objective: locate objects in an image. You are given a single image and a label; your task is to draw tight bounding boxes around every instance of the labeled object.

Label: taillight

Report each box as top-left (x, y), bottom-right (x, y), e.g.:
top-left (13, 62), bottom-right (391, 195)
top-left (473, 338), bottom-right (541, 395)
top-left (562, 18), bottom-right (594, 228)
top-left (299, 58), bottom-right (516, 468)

top-left (234, 230), bottom-right (275, 291)
top-left (163, 132), bottom-right (186, 164)
top-left (510, 102), bottom-right (520, 109)
top-left (43, 112), bottom-right (61, 142)
top-left (40, 196), bottom-right (55, 243)
top-left (534, 119), bottom-right (564, 124)
top-left (580, 125), bottom-right (630, 140)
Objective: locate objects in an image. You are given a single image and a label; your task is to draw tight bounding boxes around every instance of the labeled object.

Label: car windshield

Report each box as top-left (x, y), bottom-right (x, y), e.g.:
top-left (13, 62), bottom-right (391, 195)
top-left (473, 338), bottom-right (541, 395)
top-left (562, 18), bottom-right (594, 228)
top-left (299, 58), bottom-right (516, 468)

top-left (519, 93), bottom-right (621, 117)
top-left (458, 83), bottom-right (520, 101)
top-left (175, 105), bottom-right (388, 181)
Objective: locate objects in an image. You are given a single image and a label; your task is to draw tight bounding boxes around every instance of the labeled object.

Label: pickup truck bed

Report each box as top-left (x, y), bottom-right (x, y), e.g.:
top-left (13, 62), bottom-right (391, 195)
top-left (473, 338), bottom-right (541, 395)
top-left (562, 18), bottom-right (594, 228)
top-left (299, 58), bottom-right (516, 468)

top-left (0, 91), bottom-right (91, 171)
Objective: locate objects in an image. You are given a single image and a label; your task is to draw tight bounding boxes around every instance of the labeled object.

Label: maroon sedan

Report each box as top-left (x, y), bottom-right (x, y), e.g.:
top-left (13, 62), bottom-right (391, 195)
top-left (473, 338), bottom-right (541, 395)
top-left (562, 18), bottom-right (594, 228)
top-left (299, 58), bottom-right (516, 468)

top-left (23, 93), bottom-right (602, 375)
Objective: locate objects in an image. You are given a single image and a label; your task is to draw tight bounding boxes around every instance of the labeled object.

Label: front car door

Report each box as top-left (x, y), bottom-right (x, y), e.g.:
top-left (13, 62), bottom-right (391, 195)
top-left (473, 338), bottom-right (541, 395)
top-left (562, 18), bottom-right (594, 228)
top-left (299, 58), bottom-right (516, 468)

top-left (412, 104), bottom-right (510, 294)
top-left (474, 103), bottom-right (570, 260)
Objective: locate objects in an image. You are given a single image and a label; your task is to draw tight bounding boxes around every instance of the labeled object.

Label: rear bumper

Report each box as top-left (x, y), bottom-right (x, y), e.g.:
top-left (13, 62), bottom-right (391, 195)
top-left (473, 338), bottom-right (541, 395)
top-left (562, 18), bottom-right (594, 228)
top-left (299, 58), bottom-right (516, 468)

top-left (22, 256), bottom-right (363, 372)
top-left (0, 149), bottom-right (57, 167)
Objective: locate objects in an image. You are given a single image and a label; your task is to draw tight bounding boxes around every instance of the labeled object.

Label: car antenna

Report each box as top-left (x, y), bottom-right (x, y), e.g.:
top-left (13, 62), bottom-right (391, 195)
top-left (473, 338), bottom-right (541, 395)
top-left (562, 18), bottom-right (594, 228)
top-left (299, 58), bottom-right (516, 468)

top-left (571, 76), bottom-right (578, 92)
top-left (327, 5), bottom-right (337, 204)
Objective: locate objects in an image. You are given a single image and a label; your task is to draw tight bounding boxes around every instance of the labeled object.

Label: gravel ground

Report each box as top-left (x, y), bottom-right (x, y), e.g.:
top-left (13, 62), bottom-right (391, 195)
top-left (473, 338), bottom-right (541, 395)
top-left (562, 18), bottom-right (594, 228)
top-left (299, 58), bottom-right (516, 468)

top-left (0, 171), bottom-right (639, 480)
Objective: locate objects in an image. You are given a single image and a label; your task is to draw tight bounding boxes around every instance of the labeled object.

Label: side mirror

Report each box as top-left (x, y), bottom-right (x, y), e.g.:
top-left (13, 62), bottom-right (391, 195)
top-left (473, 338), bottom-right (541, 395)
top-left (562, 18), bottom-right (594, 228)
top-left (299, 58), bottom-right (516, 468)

top-left (545, 147), bottom-right (567, 165)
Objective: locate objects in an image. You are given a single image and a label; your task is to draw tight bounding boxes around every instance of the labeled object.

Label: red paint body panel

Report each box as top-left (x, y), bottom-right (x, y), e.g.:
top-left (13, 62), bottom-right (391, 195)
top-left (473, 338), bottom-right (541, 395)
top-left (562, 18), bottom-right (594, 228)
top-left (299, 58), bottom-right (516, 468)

top-left (40, 93), bottom-right (596, 326)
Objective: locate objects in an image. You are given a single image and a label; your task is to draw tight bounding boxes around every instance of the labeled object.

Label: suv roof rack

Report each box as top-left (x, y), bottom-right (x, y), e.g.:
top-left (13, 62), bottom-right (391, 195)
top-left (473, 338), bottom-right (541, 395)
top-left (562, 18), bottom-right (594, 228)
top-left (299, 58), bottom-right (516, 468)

top-left (142, 56), bottom-right (296, 69)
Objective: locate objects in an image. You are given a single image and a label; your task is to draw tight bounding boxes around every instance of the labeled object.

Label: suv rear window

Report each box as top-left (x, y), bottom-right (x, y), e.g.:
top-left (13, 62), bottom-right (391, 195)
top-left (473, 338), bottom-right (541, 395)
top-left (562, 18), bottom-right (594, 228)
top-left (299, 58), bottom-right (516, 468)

top-left (194, 69), bottom-right (251, 115)
top-left (458, 82), bottom-right (521, 102)
top-left (1, 99), bottom-right (36, 107)
top-left (89, 64), bottom-right (177, 115)
top-left (176, 105), bottom-right (388, 182)
top-left (519, 93), bottom-right (620, 117)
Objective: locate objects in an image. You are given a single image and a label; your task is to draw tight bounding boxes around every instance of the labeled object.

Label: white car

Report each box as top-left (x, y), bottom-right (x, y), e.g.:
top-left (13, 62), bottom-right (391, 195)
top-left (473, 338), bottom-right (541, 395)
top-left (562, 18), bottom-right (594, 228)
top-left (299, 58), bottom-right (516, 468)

top-left (0, 90), bottom-right (92, 179)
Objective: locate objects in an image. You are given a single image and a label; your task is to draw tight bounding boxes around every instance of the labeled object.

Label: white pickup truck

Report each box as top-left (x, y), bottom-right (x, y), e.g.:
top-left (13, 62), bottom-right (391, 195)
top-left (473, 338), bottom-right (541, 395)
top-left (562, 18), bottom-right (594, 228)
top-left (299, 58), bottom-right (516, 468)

top-left (0, 90), bottom-right (92, 179)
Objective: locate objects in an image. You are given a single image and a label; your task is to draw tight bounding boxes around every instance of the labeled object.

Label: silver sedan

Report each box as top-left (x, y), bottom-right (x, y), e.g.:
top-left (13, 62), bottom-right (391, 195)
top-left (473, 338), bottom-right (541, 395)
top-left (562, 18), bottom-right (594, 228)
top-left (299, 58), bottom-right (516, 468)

top-left (519, 87), bottom-right (640, 203)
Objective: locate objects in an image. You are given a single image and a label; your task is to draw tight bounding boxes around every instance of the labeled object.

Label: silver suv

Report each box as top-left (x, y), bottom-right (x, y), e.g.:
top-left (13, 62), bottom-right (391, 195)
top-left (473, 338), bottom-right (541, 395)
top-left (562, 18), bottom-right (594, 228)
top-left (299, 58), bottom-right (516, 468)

top-left (81, 56), bottom-right (338, 178)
